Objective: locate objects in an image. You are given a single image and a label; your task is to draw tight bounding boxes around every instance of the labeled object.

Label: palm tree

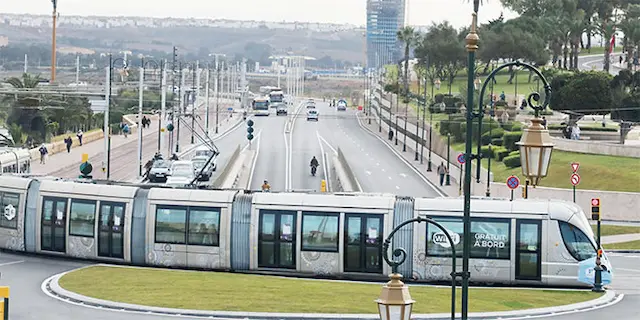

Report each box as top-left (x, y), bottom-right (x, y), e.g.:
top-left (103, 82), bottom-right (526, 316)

top-left (4, 73), bottom-right (50, 142)
top-left (397, 26), bottom-right (418, 152)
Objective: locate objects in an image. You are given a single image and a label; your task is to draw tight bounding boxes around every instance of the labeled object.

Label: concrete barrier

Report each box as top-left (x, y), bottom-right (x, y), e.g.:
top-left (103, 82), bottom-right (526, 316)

top-left (551, 136), bottom-right (640, 158)
top-left (332, 148), bottom-right (361, 192)
top-left (29, 129), bottom-right (104, 160)
top-left (235, 150), bottom-right (256, 189)
top-left (212, 145), bottom-right (242, 188)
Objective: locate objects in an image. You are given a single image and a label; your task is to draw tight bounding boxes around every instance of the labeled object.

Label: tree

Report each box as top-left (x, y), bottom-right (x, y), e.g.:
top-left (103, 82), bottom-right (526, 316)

top-left (397, 26), bottom-right (418, 101)
top-left (416, 22), bottom-right (465, 95)
top-left (618, 4), bottom-right (640, 69)
top-left (3, 73), bottom-right (49, 141)
top-left (550, 71), bottom-right (614, 122)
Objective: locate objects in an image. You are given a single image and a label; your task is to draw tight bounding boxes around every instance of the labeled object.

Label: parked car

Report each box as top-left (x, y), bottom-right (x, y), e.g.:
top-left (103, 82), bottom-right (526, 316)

top-left (165, 161), bottom-right (196, 187)
top-left (191, 156), bottom-right (216, 181)
top-left (307, 109), bottom-right (319, 121)
top-left (148, 160), bottom-right (171, 183)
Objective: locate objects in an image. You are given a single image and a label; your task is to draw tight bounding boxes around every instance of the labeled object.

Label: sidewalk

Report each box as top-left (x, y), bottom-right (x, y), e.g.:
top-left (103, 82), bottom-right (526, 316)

top-left (32, 98), bottom-right (238, 178)
top-left (602, 233), bottom-right (640, 245)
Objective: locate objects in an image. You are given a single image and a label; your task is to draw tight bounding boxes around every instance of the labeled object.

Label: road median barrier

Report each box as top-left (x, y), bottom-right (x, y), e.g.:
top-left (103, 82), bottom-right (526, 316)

top-left (235, 149), bottom-right (257, 189)
top-left (332, 148), bottom-right (362, 192)
top-left (212, 145), bottom-right (242, 188)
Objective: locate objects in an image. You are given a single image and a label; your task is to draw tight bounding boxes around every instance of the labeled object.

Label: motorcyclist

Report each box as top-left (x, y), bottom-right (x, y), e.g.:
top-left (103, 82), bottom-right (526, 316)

top-left (261, 180), bottom-right (271, 192)
top-left (310, 156), bottom-right (319, 175)
top-left (170, 153), bottom-right (179, 161)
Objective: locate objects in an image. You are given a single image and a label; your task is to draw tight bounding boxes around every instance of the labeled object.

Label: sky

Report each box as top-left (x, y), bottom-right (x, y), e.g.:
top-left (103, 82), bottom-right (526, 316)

top-left (3, 0), bottom-right (517, 29)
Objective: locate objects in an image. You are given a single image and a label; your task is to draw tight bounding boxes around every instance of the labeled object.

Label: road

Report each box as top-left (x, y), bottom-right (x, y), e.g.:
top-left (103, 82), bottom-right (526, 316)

top-left (578, 53), bottom-right (623, 74)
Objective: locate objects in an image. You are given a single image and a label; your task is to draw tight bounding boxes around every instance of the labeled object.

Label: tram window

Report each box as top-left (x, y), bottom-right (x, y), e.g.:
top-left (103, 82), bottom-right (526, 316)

top-left (559, 221), bottom-right (596, 261)
top-left (470, 219), bottom-right (510, 259)
top-left (69, 200), bottom-right (97, 237)
top-left (426, 217), bottom-right (463, 258)
top-left (301, 212), bottom-right (339, 252)
top-left (187, 207), bottom-right (220, 246)
top-left (155, 206), bottom-right (187, 244)
top-left (0, 192), bottom-right (20, 229)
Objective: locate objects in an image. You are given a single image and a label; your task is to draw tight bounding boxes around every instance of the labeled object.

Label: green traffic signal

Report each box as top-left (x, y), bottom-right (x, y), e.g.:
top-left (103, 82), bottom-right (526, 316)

top-left (247, 127), bottom-right (254, 134)
top-left (247, 133), bottom-right (254, 141)
top-left (79, 161), bottom-right (93, 178)
top-left (167, 123), bottom-right (175, 132)
top-left (247, 119), bottom-right (254, 127)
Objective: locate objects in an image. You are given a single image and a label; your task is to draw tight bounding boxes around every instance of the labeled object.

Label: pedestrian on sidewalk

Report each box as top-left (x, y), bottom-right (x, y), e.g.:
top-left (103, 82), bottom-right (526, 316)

top-left (77, 130), bottom-right (83, 146)
top-left (39, 144), bottom-right (48, 164)
top-left (388, 129), bottom-right (394, 141)
top-left (437, 162), bottom-right (447, 186)
top-left (64, 136), bottom-right (73, 153)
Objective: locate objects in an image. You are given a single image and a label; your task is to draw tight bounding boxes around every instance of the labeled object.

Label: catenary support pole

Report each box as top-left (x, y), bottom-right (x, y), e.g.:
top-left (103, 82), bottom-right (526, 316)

top-left (205, 67), bottom-right (210, 134)
top-left (160, 61), bottom-right (167, 155)
top-left (103, 66), bottom-right (110, 177)
top-left (137, 66), bottom-right (144, 178)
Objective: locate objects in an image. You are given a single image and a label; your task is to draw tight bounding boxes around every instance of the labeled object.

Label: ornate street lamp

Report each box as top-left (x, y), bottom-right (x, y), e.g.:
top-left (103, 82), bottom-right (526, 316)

top-left (517, 108), bottom-right (554, 186)
top-left (376, 216), bottom-right (458, 320)
top-left (375, 273), bottom-right (414, 320)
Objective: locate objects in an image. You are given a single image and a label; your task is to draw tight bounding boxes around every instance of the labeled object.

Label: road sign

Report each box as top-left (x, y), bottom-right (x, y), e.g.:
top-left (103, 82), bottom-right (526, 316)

top-left (457, 153), bottom-right (466, 164)
top-left (592, 198), bottom-right (600, 206)
top-left (506, 176), bottom-right (520, 190)
top-left (570, 173), bottom-right (581, 186)
top-left (571, 162), bottom-right (580, 173)
top-left (227, 107), bottom-right (234, 111)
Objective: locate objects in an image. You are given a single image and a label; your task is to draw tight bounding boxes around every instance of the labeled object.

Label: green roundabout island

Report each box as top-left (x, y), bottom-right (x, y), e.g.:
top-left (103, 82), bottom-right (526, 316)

top-left (57, 265), bottom-right (603, 314)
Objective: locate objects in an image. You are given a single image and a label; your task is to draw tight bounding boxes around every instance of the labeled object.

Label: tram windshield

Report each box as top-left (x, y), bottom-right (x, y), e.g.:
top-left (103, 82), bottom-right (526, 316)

top-left (558, 221), bottom-right (596, 261)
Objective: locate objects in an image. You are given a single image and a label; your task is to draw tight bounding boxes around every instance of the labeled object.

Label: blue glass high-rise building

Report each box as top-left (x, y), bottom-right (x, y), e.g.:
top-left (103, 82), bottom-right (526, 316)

top-left (366, 0), bottom-right (406, 69)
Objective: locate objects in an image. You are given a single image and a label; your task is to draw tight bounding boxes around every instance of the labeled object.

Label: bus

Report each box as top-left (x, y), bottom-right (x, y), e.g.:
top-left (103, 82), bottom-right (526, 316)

top-left (259, 86), bottom-right (282, 95)
top-left (252, 97), bottom-right (270, 116)
top-left (268, 90), bottom-right (284, 108)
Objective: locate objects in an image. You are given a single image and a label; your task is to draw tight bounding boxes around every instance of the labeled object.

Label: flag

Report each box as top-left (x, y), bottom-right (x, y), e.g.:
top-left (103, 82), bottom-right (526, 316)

top-left (609, 35), bottom-right (616, 53)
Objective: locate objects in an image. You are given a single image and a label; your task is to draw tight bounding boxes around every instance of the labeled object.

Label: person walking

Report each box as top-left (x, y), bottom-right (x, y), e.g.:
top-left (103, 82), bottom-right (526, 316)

top-left (64, 136), bottom-right (73, 153)
top-left (437, 162), bottom-right (448, 186)
top-left (39, 144), bottom-right (48, 164)
top-left (77, 129), bottom-right (83, 146)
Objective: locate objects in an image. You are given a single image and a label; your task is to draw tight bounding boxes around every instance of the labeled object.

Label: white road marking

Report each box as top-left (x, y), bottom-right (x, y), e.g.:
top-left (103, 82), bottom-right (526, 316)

top-left (616, 268), bottom-right (640, 273)
top-left (365, 170), bottom-right (372, 175)
top-left (396, 186), bottom-right (400, 190)
top-left (399, 173), bottom-right (407, 178)
top-left (0, 260), bottom-right (24, 267)
top-left (381, 168), bottom-right (386, 172)
top-left (388, 176), bottom-right (392, 180)
top-left (246, 130), bottom-right (262, 189)
top-left (316, 132), bottom-right (338, 155)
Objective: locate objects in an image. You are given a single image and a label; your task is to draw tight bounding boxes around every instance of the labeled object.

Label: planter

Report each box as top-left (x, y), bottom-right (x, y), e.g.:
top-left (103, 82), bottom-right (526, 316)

top-left (506, 106), bottom-right (517, 121)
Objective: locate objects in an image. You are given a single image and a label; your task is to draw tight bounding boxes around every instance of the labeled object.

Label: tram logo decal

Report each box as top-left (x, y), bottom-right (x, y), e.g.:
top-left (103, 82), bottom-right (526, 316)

top-left (4, 204), bottom-right (15, 221)
top-left (432, 230), bottom-right (460, 248)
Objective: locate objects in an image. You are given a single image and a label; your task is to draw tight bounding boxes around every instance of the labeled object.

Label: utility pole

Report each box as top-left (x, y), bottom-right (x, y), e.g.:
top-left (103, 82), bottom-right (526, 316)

top-left (205, 65), bottom-right (210, 134)
top-left (51, 0), bottom-right (58, 83)
top-left (24, 54), bottom-right (28, 74)
top-left (160, 60), bottom-right (167, 155)
top-left (103, 65), bottom-right (110, 177)
top-left (171, 46), bottom-right (178, 155)
top-left (215, 57), bottom-right (221, 134)
top-left (176, 63), bottom-right (184, 154)
top-left (137, 64), bottom-right (144, 178)
top-left (75, 55), bottom-right (80, 83)
top-left (191, 62), bottom-right (197, 144)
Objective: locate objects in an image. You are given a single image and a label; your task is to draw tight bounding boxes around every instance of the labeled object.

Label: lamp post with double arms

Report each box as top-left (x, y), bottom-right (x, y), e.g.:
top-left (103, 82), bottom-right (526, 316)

top-left (138, 57), bottom-right (161, 177)
top-left (460, 4), bottom-right (554, 319)
top-left (106, 54), bottom-right (128, 180)
top-left (376, 216), bottom-right (458, 320)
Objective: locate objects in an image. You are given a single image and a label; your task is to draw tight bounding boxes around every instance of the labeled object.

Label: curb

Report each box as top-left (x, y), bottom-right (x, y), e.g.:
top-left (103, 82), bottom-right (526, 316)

top-left (44, 267), bottom-right (621, 320)
top-left (607, 249), bottom-right (640, 253)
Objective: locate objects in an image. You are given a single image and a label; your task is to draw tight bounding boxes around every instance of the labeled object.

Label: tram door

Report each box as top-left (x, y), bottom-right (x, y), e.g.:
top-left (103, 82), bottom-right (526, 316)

top-left (258, 210), bottom-right (296, 269)
top-left (516, 220), bottom-right (542, 280)
top-left (41, 198), bottom-right (67, 252)
top-left (344, 214), bottom-right (383, 273)
top-left (98, 202), bottom-right (125, 259)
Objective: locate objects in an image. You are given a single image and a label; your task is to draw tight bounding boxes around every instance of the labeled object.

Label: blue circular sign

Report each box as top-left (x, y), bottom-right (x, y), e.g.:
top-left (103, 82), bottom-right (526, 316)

top-left (506, 176), bottom-right (520, 190)
top-left (457, 153), bottom-right (466, 164)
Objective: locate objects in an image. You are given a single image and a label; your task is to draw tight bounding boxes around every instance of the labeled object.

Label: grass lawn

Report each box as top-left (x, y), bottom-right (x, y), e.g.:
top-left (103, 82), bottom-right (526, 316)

top-left (604, 240), bottom-right (640, 250)
top-left (450, 142), bottom-right (640, 193)
top-left (410, 72), bottom-right (543, 99)
top-left (591, 225), bottom-right (640, 237)
top-left (59, 266), bottom-right (600, 314)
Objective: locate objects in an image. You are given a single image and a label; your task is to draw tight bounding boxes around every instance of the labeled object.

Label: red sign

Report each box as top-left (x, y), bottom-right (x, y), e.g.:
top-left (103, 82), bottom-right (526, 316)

top-left (506, 176), bottom-right (520, 190)
top-left (570, 173), bottom-right (580, 186)
top-left (592, 198), bottom-right (600, 206)
top-left (571, 162), bottom-right (580, 173)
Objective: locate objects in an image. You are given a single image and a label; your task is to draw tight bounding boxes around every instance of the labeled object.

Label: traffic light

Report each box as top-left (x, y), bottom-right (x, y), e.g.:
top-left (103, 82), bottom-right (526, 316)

top-left (247, 119), bottom-right (254, 141)
top-left (591, 198), bottom-right (601, 221)
top-left (597, 248), bottom-right (603, 258)
top-left (79, 153), bottom-right (93, 179)
top-left (166, 123), bottom-right (174, 132)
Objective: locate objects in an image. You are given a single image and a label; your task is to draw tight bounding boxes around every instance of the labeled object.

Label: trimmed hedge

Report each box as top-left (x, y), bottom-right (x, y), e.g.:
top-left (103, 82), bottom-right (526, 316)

top-left (491, 138), bottom-right (503, 146)
top-left (502, 121), bottom-right (523, 131)
top-left (504, 154), bottom-right (522, 168)
top-left (509, 151), bottom-right (520, 157)
top-left (503, 132), bottom-right (523, 151)
top-left (547, 124), bottom-right (617, 132)
top-left (494, 147), bottom-right (510, 161)
top-left (480, 145), bottom-right (494, 158)
top-left (481, 128), bottom-right (505, 145)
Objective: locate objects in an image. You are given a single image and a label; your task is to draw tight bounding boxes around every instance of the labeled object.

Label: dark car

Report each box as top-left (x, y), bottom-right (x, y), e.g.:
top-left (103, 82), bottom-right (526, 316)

top-left (148, 160), bottom-right (171, 182)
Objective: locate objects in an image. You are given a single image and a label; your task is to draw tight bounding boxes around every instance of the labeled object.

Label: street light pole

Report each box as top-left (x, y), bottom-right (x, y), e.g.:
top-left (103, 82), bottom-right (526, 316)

top-left (160, 60), bottom-right (167, 155)
top-left (50, 0), bottom-right (58, 83)
top-left (137, 64), bottom-right (144, 178)
top-left (103, 63), bottom-right (110, 178)
top-left (205, 65), bottom-right (210, 134)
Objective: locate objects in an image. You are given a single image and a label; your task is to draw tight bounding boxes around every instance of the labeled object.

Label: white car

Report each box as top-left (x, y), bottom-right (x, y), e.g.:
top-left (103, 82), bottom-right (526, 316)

top-left (337, 100), bottom-right (347, 111)
top-left (165, 161), bottom-right (196, 187)
top-left (192, 156), bottom-right (216, 181)
top-left (307, 109), bottom-right (319, 121)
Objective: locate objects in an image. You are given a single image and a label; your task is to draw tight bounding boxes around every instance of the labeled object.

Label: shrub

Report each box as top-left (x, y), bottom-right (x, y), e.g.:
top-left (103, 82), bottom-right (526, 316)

top-left (491, 138), bottom-right (503, 146)
top-left (494, 147), bottom-right (510, 161)
top-left (503, 154), bottom-right (522, 168)
top-left (509, 151), bottom-right (520, 157)
top-left (460, 118), bottom-right (500, 143)
top-left (481, 128), bottom-right (505, 145)
top-left (480, 145), bottom-right (493, 158)
top-left (503, 131), bottom-right (523, 151)
top-left (434, 93), bottom-right (445, 103)
top-left (439, 116), bottom-right (465, 141)
top-left (502, 121), bottom-right (523, 131)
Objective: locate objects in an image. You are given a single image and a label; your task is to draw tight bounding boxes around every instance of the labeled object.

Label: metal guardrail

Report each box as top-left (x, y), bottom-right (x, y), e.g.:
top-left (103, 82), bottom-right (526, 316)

top-left (212, 145), bottom-right (242, 188)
